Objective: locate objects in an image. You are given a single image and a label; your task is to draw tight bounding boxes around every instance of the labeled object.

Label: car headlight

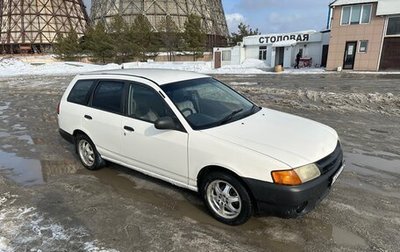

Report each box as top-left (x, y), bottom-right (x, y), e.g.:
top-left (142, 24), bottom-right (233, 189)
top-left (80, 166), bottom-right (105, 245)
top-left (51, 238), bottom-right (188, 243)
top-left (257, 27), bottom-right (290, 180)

top-left (271, 163), bottom-right (321, 186)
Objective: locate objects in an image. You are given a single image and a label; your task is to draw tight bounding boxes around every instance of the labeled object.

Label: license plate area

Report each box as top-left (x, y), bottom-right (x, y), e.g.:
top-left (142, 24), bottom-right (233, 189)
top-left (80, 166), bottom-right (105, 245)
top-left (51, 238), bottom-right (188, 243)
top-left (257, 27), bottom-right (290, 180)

top-left (331, 163), bottom-right (345, 186)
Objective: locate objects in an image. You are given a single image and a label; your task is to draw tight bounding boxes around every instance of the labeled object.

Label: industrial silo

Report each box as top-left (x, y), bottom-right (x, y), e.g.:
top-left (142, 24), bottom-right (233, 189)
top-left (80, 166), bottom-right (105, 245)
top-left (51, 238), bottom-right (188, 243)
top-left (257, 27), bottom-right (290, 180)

top-left (90, 0), bottom-right (229, 47)
top-left (0, 0), bottom-right (88, 53)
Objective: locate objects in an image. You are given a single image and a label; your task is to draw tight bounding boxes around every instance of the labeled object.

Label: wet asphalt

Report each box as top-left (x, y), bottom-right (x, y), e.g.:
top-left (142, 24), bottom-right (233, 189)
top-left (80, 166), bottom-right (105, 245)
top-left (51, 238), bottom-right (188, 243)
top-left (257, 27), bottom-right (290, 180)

top-left (0, 73), bottom-right (399, 251)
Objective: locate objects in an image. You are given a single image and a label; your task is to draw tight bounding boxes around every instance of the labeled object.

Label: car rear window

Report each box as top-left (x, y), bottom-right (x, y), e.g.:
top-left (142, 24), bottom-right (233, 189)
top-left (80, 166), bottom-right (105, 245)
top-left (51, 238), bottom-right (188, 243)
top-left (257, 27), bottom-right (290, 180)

top-left (92, 81), bottom-right (125, 114)
top-left (67, 80), bottom-right (95, 105)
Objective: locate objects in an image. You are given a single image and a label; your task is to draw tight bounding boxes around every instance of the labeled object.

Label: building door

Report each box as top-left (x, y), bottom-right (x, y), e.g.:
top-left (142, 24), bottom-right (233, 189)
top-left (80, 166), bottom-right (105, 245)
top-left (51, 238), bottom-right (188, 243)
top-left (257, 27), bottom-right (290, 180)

top-left (343, 41), bottom-right (357, 69)
top-left (275, 47), bottom-right (284, 66)
top-left (380, 37), bottom-right (400, 71)
top-left (214, 51), bottom-right (222, 69)
top-left (321, 45), bottom-right (329, 67)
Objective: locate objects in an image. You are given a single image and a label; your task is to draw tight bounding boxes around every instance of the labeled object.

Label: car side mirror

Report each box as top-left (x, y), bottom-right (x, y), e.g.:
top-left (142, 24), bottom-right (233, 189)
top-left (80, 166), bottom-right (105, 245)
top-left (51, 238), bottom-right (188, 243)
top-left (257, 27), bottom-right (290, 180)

top-left (155, 116), bottom-right (178, 130)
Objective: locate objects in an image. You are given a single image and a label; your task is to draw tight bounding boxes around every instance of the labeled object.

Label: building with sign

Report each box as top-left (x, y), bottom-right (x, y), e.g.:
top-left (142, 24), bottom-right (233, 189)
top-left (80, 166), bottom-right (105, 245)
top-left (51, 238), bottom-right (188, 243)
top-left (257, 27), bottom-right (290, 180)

top-left (327, 0), bottom-right (400, 71)
top-left (214, 30), bottom-right (330, 69)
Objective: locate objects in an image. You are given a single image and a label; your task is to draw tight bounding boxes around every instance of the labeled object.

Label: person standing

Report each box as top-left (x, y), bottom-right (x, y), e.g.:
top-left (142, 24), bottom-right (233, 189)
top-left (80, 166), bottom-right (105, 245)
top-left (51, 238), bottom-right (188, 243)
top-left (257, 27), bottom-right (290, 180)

top-left (295, 51), bottom-right (301, 69)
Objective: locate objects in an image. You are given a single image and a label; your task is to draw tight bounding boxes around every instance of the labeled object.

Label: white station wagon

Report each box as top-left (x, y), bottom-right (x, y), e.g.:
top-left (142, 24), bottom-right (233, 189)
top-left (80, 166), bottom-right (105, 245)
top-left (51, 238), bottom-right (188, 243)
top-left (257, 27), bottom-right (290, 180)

top-left (58, 69), bottom-right (344, 225)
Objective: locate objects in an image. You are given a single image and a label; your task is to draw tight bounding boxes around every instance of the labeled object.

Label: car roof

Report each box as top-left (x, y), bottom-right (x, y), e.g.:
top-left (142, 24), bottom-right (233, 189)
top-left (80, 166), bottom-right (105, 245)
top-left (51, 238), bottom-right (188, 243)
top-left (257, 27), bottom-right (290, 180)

top-left (80, 69), bottom-right (210, 85)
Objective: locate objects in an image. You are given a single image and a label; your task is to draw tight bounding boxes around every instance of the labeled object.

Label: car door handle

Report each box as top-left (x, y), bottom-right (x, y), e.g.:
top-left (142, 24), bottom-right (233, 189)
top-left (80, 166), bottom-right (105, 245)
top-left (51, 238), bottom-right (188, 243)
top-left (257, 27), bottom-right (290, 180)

top-left (124, 126), bottom-right (135, 132)
top-left (84, 115), bottom-right (92, 120)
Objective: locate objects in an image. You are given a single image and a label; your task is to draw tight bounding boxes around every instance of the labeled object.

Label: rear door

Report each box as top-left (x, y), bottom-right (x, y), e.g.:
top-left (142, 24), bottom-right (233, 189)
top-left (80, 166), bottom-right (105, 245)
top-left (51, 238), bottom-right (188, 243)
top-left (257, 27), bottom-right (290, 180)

top-left (120, 82), bottom-right (189, 185)
top-left (82, 80), bottom-right (126, 160)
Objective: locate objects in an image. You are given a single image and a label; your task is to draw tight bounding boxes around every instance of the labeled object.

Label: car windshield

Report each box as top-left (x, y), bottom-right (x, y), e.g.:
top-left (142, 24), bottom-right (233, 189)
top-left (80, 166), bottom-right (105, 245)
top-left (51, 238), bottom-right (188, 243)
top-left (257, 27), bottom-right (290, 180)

top-left (162, 77), bottom-right (261, 130)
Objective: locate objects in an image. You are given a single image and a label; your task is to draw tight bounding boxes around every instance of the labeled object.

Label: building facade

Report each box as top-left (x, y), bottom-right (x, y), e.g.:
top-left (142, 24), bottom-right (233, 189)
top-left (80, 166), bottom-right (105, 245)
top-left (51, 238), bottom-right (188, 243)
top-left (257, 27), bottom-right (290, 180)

top-left (214, 30), bottom-right (330, 69)
top-left (327, 0), bottom-right (400, 71)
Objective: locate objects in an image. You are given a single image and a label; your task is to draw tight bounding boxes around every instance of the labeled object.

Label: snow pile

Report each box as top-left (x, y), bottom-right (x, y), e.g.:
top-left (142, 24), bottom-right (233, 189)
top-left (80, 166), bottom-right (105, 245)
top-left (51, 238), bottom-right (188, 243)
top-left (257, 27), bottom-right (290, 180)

top-left (239, 86), bottom-right (400, 115)
top-left (213, 59), bottom-right (269, 74)
top-left (240, 59), bottom-right (269, 69)
top-left (1, 55), bottom-right (400, 77)
top-left (0, 57), bottom-right (120, 78)
top-left (123, 59), bottom-right (268, 74)
top-left (0, 56), bottom-right (326, 77)
top-left (123, 60), bottom-right (214, 73)
top-left (0, 192), bottom-right (118, 251)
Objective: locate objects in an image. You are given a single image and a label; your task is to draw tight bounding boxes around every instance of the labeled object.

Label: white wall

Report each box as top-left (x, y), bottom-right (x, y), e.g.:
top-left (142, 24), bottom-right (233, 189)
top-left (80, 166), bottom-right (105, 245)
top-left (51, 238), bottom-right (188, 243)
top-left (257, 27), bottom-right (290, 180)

top-left (245, 45), bottom-right (260, 60)
top-left (283, 48), bottom-right (291, 68)
top-left (231, 46), bottom-right (241, 65)
top-left (377, 0), bottom-right (400, 15)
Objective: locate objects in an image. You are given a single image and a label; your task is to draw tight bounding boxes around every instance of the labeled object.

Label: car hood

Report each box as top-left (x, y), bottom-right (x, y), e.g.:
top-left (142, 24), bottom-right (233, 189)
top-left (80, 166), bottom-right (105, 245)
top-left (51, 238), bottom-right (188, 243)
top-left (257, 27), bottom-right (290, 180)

top-left (202, 108), bottom-right (338, 168)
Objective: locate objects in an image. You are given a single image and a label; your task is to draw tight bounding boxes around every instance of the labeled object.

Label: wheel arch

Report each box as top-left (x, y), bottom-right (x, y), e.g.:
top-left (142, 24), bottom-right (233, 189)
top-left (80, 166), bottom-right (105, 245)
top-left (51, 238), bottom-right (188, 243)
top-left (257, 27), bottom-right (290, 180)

top-left (72, 129), bottom-right (92, 153)
top-left (197, 165), bottom-right (257, 209)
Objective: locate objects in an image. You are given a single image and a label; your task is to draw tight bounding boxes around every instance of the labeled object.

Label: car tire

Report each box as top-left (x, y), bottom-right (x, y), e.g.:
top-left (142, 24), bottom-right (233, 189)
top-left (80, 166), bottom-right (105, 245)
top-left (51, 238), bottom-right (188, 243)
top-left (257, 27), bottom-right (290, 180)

top-left (75, 134), bottom-right (104, 170)
top-left (201, 171), bottom-right (253, 225)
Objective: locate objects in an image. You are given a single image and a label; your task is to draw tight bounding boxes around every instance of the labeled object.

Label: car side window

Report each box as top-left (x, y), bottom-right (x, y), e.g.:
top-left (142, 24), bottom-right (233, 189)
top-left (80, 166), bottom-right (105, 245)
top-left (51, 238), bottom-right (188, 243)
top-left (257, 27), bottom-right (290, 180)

top-left (127, 83), bottom-right (174, 123)
top-left (67, 80), bottom-right (95, 105)
top-left (92, 81), bottom-right (125, 114)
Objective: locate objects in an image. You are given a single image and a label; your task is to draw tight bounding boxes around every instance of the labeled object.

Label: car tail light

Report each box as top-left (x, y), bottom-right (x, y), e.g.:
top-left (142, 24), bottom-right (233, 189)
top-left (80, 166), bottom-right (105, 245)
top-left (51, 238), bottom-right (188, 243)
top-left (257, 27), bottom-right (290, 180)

top-left (271, 170), bottom-right (302, 186)
top-left (57, 102), bottom-right (60, 115)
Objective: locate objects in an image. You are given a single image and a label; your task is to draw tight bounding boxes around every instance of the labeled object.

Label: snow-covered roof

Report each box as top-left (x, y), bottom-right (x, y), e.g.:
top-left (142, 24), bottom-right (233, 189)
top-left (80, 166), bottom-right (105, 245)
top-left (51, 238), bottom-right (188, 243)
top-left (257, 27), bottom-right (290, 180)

top-left (330, 0), bottom-right (378, 6)
top-left (272, 40), bottom-right (297, 47)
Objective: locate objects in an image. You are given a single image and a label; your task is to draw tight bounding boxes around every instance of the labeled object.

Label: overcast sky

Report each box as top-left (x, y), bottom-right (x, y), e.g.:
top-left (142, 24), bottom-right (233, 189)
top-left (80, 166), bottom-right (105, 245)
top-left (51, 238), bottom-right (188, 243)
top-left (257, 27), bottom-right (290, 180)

top-left (83, 0), bottom-right (333, 34)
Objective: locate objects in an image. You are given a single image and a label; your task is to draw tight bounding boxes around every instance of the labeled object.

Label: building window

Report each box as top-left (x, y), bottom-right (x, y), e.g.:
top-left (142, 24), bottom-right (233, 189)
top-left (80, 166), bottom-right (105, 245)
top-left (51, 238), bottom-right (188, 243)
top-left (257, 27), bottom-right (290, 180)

top-left (222, 50), bottom-right (231, 61)
top-left (387, 17), bottom-right (400, 36)
top-left (359, 40), bottom-right (368, 53)
top-left (341, 4), bottom-right (372, 25)
top-left (259, 46), bottom-right (267, 60)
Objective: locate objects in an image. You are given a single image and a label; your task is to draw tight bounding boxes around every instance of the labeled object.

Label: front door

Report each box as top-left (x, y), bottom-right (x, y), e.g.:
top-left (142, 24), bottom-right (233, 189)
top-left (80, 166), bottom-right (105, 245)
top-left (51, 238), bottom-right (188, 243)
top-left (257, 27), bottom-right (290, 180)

top-left (120, 83), bottom-right (189, 185)
top-left (321, 45), bottom-right (329, 67)
top-left (343, 41), bottom-right (357, 69)
top-left (380, 37), bottom-right (400, 71)
top-left (275, 47), bottom-right (284, 66)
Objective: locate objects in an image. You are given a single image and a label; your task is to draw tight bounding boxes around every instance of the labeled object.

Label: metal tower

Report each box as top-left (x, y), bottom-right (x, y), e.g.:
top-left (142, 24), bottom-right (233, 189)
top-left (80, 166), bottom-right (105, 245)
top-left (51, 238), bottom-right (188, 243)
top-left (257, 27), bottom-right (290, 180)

top-left (0, 0), bottom-right (88, 53)
top-left (90, 0), bottom-right (229, 47)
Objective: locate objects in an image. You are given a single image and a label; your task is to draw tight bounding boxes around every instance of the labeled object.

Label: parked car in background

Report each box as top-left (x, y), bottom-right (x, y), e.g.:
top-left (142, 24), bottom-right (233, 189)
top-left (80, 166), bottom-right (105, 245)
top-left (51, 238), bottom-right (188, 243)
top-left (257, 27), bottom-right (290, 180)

top-left (58, 69), bottom-right (344, 225)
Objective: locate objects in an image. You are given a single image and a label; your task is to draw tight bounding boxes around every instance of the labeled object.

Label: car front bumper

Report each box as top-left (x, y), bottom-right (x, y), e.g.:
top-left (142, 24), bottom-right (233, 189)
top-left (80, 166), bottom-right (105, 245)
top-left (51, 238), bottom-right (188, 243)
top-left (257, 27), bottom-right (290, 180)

top-left (243, 160), bottom-right (345, 217)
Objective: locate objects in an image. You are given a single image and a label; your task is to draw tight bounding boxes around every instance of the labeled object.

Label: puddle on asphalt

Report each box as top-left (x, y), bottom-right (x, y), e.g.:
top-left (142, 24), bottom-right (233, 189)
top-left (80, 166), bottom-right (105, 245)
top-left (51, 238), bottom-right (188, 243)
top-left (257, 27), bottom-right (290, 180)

top-left (0, 132), bottom-right (11, 137)
top-left (344, 150), bottom-right (400, 178)
top-left (332, 226), bottom-right (367, 247)
top-left (17, 134), bottom-right (34, 145)
top-left (0, 150), bottom-right (81, 186)
top-left (0, 151), bottom-right (44, 186)
top-left (0, 102), bottom-right (10, 111)
top-left (75, 165), bottom-right (312, 251)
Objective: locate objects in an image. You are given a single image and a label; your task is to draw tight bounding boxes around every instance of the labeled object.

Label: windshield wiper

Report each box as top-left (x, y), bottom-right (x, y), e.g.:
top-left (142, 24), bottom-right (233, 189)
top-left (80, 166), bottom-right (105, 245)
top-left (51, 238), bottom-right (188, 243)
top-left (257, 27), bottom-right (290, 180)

top-left (219, 109), bottom-right (243, 125)
top-left (249, 104), bottom-right (261, 114)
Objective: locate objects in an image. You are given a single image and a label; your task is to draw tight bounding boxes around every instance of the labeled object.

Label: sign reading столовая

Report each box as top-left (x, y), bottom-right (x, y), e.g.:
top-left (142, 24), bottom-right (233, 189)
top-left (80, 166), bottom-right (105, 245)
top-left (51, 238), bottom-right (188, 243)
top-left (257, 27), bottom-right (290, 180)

top-left (243, 31), bottom-right (322, 46)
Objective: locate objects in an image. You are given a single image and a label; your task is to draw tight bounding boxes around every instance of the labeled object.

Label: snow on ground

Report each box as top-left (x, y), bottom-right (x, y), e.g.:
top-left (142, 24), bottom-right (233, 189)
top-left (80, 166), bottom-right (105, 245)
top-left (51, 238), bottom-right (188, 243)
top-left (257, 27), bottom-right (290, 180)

top-left (1, 56), bottom-right (399, 78)
top-left (0, 58), bottom-right (120, 77)
top-left (0, 57), bottom-right (326, 77)
top-left (0, 192), bottom-right (118, 252)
